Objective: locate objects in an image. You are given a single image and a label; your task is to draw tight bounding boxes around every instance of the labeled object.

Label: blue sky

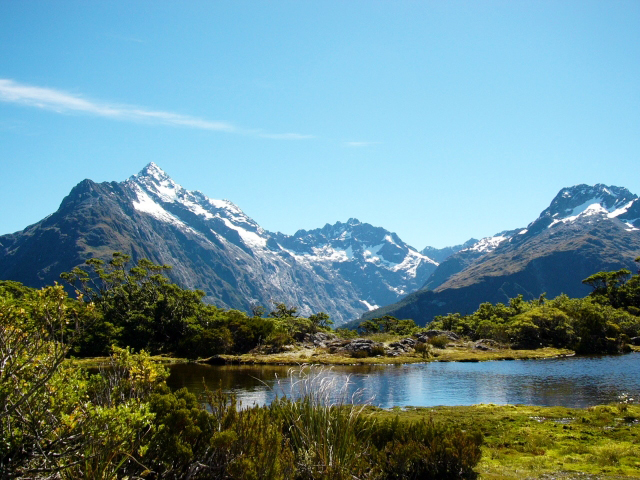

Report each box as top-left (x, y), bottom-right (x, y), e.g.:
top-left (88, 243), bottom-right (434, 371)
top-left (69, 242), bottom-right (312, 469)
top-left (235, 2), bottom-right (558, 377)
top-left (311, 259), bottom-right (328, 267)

top-left (1, 1), bottom-right (638, 249)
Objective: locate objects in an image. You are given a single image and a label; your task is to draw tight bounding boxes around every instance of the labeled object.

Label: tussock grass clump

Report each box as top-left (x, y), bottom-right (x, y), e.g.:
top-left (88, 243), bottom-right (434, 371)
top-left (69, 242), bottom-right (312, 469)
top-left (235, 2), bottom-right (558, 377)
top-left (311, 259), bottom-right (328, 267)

top-left (414, 341), bottom-right (429, 357)
top-left (270, 366), bottom-right (374, 477)
top-left (428, 335), bottom-right (451, 349)
top-left (590, 444), bottom-right (636, 466)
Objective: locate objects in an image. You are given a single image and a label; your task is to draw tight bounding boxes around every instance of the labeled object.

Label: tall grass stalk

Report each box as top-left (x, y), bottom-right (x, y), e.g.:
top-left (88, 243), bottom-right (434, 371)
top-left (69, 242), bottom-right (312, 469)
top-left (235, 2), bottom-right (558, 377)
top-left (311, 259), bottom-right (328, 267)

top-left (269, 366), bottom-right (374, 477)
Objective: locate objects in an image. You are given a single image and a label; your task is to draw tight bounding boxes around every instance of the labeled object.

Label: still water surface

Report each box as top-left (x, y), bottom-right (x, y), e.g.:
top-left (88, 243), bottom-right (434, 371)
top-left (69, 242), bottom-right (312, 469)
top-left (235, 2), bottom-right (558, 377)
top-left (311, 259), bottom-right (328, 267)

top-left (167, 353), bottom-right (640, 408)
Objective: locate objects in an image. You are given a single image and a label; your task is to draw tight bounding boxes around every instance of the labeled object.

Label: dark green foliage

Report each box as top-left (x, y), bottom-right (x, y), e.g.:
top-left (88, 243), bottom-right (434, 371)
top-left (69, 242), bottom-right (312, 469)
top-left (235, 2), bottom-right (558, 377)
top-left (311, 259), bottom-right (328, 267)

top-left (148, 387), bottom-right (214, 469)
top-left (583, 262), bottom-right (640, 313)
top-left (61, 253), bottom-right (337, 358)
top-left (359, 319), bottom-right (382, 334)
top-left (269, 302), bottom-right (299, 318)
top-left (62, 253), bottom-right (204, 355)
top-left (147, 386), bottom-right (290, 478)
top-left (507, 307), bottom-right (574, 349)
top-left (177, 325), bottom-right (234, 358)
top-left (359, 316), bottom-right (419, 336)
top-left (0, 280), bottom-right (34, 299)
top-left (335, 327), bottom-right (358, 339)
top-left (429, 263), bottom-right (640, 354)
top-left (370, 416), bottom-right (482, 479)
top-left (308, 311), bottom-right (333, 331)
top-left (144, 386), bottom-right (483, 480)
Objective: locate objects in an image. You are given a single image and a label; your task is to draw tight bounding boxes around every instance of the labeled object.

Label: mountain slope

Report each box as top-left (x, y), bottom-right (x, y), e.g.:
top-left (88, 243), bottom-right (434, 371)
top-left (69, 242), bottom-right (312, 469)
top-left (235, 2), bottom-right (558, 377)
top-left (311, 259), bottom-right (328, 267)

top-left (361, 184), bottom-right (640, 325)
top-left (420, 238), bottom-right (478, 264)
top-left (0, 163), bottom-right (437, 324)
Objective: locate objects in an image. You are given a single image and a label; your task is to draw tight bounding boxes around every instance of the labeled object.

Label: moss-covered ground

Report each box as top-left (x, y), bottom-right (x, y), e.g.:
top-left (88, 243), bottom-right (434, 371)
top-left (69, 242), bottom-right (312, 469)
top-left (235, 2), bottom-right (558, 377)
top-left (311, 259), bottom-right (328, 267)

top-left (369, 403), bottom-right (640, 479)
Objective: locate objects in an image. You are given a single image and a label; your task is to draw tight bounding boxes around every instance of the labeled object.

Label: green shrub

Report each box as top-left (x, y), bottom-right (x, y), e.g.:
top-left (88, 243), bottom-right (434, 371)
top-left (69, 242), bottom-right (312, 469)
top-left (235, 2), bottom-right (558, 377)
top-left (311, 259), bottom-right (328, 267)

top-left (177, 326), bottom-right (233, 359)
top-left (267, 331), bottom-right (295, 350)
top-left (414, 341), bottom-right (430, 358)
top-left (147, 387), bottom-right (295, 479)
top-left (428, 335), bottom-right (450, 349)
top-left (370, 416), bottom-right (482, 479)
top-left (335, 327), bottom-right (358, 339)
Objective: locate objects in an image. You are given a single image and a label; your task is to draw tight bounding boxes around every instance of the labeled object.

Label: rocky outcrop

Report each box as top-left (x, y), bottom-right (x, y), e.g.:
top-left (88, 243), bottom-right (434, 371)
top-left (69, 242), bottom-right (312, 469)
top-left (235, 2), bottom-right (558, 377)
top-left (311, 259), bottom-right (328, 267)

top-left (415, 330), bottom-right (460, 342)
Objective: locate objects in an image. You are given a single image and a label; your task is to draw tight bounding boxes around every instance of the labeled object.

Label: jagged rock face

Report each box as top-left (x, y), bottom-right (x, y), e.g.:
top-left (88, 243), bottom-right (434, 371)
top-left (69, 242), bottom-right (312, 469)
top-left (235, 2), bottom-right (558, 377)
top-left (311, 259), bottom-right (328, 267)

top-left (360, 184), bottom-right (640, 326)
top-left (0, 163), bottom-right (437, 325)
top-left (275, 218), bottom-right (437, 310)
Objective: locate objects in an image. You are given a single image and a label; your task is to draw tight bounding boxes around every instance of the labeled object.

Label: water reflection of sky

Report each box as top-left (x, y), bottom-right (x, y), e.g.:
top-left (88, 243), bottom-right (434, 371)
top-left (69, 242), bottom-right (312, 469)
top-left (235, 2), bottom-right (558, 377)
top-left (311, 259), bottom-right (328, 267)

top-left (167, 354), bottom-right (640, 409)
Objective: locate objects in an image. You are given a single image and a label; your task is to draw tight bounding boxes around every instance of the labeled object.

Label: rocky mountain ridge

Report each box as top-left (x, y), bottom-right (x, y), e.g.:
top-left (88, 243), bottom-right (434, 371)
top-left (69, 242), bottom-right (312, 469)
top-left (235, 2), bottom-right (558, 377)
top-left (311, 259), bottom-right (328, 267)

top-left (0, 163), bottom-right (438, 324)
top-left (359, 183), bottom-right (640, 326)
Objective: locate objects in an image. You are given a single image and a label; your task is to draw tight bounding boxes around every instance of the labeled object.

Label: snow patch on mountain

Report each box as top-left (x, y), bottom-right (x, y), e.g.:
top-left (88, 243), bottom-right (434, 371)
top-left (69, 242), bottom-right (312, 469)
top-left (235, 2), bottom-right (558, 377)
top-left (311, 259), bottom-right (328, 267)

top-left (129, 163), bottom-right (270, 250)
top-left (363, 244), bottom-right (384, 263)
top-left (389, 249), bottom-right (432, 277)
top-left (549, 203), bottom-right (608, 228)
top-left (463, 235), bottom-right (508, 253)
top-left (625, 221), bottom-right (639, 232)
top-left (312, 245), bottom-right (354, 262)
top-left (279, 245), bottom-right (354, 266)
top-left (220, 217), bottom-right (268, 248)
top-left (547, 185), bottom-right (637, 219)
top-left (131, 185), bottom-right (187, 228)
top-left (547, 196), bottom-right (637, 229)
top-left (360, 300), bottom-right (379, 311)
top-left (608, 201), bottom-right (636, 218)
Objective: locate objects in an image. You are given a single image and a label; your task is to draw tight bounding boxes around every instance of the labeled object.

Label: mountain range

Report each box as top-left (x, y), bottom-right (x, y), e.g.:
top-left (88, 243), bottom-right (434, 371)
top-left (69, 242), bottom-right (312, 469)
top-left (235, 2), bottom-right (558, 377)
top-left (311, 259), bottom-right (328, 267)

top-left (2, 164), bottom-right (639, 327)
top-left (358, 184), bottom-right (640, 326)
top-left (0, 163), bottom-right (437, 324)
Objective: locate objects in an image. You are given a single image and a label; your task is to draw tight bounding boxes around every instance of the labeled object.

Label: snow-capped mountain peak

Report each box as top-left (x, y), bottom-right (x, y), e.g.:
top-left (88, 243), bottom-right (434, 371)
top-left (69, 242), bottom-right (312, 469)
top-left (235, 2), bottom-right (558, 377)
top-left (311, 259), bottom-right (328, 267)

top-left (544, 184), bottom-right (637, 222)
top-left (127, 163), bottom-right (268, 249)
top-left (130, 162), bottom-right (185, 203)
top-left (462, 234), bottom-right (509, 253)
top-left (509, 183), bottom-right (639, 235)
top-left (122, 164), bottom-right (439, 318)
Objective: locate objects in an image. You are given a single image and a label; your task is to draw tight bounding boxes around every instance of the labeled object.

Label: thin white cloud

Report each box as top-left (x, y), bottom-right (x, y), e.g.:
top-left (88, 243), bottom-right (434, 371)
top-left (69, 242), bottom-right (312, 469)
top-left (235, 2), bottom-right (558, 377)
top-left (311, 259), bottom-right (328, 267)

top-left (0, 79), bottom-right (312, 139)
top-left (345, 141), bottom-right (380, 147)
top-left (259, 132), bottom-right (315, 140)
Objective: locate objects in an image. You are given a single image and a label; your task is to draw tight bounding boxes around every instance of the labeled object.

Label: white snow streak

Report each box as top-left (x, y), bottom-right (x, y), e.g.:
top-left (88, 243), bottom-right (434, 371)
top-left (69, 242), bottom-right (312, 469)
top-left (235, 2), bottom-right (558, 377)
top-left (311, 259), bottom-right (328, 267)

top-left (131, 187), bottom-right (186, 227)
top-left (360, 300), bottom-right (379, 311)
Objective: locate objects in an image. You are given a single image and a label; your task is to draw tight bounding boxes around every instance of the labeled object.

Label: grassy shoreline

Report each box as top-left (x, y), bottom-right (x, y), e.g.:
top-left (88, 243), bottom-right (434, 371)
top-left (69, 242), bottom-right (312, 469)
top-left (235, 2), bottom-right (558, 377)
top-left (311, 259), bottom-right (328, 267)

top-left (373, 403), bottom-right (640, 479)
top-left (206, 345), bottom-right (575, 366)
top-left (66, 339), bottom-right (580, 367)
top-left (69, 341), bottom-right (640, 368)
top-left (67, 346), bottom-right (584, 367)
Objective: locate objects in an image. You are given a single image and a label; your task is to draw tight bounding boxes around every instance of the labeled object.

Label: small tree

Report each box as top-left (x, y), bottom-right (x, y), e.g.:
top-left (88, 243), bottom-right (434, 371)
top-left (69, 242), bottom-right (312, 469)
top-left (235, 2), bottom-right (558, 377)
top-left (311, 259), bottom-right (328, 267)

top-left (309, 312), bottom-right (333, 332)
top-left (269, 302), bottom-right (299, 318)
